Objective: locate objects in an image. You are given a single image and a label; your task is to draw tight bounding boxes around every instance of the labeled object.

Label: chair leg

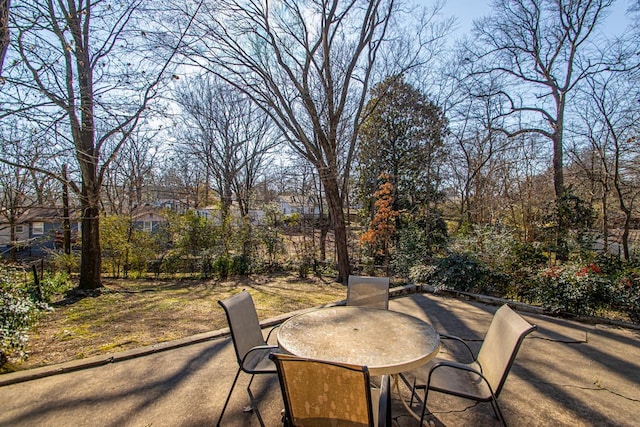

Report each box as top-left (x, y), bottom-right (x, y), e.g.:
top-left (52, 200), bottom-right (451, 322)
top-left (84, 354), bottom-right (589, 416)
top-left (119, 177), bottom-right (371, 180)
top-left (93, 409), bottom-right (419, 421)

top-left (398, 372), bottom-right (422, 408)
top-left (490, 396), bottom-right (507, 427)
top-left (409, 377), bottom-right (416, 407)
top-left (419, 387), bottom-right (431, 426)
top-left (217, 367), bottom-right (242, 427)
top-left (418, 387), bottom-right (506, 427)
top-left (382, 375), bottom-right (391, 426)
top-left (246, 374), bottom-right (266, 427)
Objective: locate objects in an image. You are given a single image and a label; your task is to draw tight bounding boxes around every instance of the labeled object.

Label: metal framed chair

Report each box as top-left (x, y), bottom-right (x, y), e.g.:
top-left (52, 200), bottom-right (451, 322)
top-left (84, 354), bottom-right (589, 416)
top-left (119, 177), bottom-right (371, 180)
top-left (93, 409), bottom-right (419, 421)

top-left (410, 304), bottom-right (536, 426)
top-left (217, 290), bottom-right (278, 426)
top-left (347, 275), bottom-right (390, 309)
top-left (270, 353), bottom-right (390, 427)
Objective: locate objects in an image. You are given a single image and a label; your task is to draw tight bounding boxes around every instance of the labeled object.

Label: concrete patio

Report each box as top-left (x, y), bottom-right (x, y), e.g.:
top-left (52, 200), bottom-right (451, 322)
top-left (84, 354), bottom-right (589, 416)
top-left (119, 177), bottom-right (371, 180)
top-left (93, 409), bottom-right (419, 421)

top-left (1, 292), bottom-right (639, 426)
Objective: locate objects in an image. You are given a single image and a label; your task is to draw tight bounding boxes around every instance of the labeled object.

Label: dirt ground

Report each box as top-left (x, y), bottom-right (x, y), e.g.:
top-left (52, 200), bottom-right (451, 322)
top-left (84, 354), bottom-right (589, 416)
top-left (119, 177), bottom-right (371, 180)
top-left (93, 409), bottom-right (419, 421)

top-left (14, 273), bottom-right (347, 372)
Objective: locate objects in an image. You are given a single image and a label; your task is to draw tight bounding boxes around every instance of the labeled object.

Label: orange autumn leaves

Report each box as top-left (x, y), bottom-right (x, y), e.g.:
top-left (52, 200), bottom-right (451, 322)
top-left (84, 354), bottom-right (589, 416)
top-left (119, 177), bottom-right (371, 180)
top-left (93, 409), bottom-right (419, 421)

top-left (360, 174), bottom-right (398, 256)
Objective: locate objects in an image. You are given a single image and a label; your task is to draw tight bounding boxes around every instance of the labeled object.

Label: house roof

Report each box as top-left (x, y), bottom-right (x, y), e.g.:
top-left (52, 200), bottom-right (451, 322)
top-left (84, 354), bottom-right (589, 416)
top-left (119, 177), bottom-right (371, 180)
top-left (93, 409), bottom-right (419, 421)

top-left (7, 207), bottom-right (72, 223)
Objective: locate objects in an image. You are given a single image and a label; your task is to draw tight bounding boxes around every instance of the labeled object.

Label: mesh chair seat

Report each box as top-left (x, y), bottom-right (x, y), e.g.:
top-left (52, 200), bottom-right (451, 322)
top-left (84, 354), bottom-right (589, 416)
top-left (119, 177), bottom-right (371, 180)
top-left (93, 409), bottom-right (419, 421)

top-left (413, 359), bottom-right (491, 400)
top-left (347, 275), bottom-right (390, 310)
top-left (270, 353), bottom-right (390, 427)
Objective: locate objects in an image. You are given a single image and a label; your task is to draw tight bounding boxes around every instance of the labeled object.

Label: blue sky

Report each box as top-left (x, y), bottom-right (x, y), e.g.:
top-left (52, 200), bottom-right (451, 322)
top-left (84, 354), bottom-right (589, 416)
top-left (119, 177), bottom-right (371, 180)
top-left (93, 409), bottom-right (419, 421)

top-left (439, 0), bottom-right (634, 40)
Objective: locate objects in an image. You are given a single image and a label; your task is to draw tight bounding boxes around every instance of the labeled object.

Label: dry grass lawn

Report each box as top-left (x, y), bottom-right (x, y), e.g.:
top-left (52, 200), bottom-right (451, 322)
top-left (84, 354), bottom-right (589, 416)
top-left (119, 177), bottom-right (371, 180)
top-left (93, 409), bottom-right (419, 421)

top-left (16, 273), bottom-right (346, 371)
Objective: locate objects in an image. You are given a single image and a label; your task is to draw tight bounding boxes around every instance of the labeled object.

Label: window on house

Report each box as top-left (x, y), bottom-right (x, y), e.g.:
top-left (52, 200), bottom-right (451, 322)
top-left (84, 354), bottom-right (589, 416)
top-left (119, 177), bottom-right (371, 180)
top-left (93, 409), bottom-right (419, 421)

top-left (32, 222), bottom-right (44, 235)
top-left (143, 221), bottom-right (153, 232)
top-left (14, 225), bottom-right (24, 234)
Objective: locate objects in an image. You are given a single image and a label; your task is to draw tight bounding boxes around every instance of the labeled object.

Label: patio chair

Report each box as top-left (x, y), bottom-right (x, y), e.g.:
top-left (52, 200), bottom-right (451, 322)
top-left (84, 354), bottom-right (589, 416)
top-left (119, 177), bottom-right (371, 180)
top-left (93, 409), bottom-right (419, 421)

top-left (347, 275), bottom-right (390, 309)
top-left (410, 304), bottom-right (536, 426)
top-left (217, 290), bottom-right (278, 427)
top-left (270, 353), bottom-right (390, 427)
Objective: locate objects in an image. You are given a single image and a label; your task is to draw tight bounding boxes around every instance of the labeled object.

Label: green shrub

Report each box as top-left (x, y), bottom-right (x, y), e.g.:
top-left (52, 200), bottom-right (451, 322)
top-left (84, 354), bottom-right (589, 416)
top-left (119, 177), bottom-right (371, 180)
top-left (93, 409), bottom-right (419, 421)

top-left (297, 261), bottom-right (310, 278)
top-left (284, 212), bottom-right (301, 227)
top-left (614, 269), bottom-right (640, 323)
top-left (622, 282), bottom-right (640, 323)
top-left (392, 224), bottom-right (431, 278)
top-left (593, 253), bottom-right (625, 276)
top-left (160, 251), bottom-right (182, 277)
top-left (313, 261), bottom-right (337, 278)
top-left (507, 241), bottom-right (548, 270)
top-left (213, 256), bottom-right (231, 279)
top-left (37, 272), bottom-right (73, 303)
top-left (128, 231), bottom-right (160, 278)
top-left (249, 257), bottom-right (287, 274)
top-left (453, 225), bottom-right (547, 275)
top-left (259, 227), bottom-right (285, 265)
top-left (200, 253), bottom-right (214, 279)
top-left (170, 210), bottom-right (219, 257)
top-left (526, 264), bottom-right (616, 316)
top-left (422, 253), bottom-right (510, 296)
top-left (50, 251), bottom-right (80, 274)
top-left (231, 254), bottom-right (252, 275)
top-left (452, 225), bottom-right (513, 268)
top-left (291, 240), bottom-right (314, 279)
top-left (1, 265), bottom-right (50, 370)
top-left (408, 264), bottom-right (437, 284)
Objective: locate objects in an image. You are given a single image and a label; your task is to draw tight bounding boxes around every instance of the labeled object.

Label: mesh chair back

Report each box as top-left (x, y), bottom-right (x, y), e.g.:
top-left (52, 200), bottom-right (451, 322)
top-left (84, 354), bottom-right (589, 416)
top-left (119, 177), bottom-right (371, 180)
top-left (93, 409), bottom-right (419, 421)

top-left (218, 291), bottom-right (267, 366)
top-left (347, 275), bottom-right (390, 309)
top-left (476, 304), bottom-right (536, 397)
top-left (271, 354), bottom-right (374, 427)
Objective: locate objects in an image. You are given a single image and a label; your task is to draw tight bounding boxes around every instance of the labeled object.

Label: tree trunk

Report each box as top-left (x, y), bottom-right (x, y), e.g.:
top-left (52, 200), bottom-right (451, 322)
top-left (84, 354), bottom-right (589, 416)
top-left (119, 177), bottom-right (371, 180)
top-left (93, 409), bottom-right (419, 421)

top-left (0, 0), bottom-right (9, 76)
top-left (319, 217), bottom-right (328, 262)
top-left (78, 188), bottom-right (102, 290)
top-left (74, 13), bottom-right (103, 290)
top-left (601, 190), bottom-right (608, 254)
top-left (552, 133), bottom-right (564, 201)
top-left (221, 182), bottom-right (233, 216)
top-left (621, 208), bottom-right (631, 261)
top-left (320, 173), bottom-right (350, 284)
top-left (9, 214), bottom-right (16, 262)
top-left (62, 165), bottom-right (71, 255)
top-left (552, 95), bottom-right (566, 202)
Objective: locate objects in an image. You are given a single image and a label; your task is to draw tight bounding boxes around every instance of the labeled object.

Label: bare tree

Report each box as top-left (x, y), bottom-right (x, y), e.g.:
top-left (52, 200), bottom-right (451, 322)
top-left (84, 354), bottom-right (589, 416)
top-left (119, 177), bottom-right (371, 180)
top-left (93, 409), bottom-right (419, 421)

top-left (500, 133), bottom-right (553, 242)
top-left (0, 143), bottom-right (36, 260)
top-left (0, 124), bottom-right (56, 260)
top-left (173, 75), bottom-right (279, 218)
top-left (157, 153), bottom-right (209, 210)
top-left (103, 129), bottom-right (161, 215)
top-left (1, 1), bottom-right (183, 289)
top-left (232, 126), bottom-right (280, 219)
top-left (443, 72), bottom-right (514, 228)
top-left (571, 68), bottom-right (640, 260)
top-left (169, 0), bottom-right (444, 282)
top-left (465, 0), bottom-right (616, 203)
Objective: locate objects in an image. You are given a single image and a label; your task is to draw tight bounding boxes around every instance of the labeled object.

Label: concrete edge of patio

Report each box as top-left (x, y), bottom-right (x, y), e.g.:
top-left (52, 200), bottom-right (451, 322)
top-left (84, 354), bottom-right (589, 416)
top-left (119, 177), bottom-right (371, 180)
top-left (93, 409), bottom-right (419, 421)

top-left (2, 282), bottom-right (637, 388)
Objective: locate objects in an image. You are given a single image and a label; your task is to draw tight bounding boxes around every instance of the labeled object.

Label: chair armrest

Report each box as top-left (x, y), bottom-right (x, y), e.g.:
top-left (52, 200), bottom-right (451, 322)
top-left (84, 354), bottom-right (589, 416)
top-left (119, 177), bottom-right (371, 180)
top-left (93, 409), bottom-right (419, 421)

top-left (440, 333), bottom-right (476, 362)
top-left (429, 359), bottom-right (477, 374)
top-left (377, 375), bottom-right (390, 427)
top-left (264, 324), bottom-right (280, 343)
top-left (241, 344), bottom-right (279, 368)
top-left (427, 360), bottom-right (495, 397)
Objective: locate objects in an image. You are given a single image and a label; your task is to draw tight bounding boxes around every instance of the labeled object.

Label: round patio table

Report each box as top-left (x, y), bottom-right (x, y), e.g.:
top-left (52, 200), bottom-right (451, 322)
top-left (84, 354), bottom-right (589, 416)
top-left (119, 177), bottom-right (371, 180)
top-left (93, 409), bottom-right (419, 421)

top-left (277, 306), bottom-right (440, 376)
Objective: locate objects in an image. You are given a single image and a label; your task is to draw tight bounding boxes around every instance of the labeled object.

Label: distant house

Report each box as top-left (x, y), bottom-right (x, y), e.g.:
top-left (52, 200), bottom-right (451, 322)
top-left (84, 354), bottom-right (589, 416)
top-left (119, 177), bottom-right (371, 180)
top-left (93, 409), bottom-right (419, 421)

top-left (248, 208), bottom-right (266, 223)
top-left (0, 207), bottom-right (79, 258)
top-left (278, 195), bottom-right (321, 217)
top-left (189, 205), bottom-right (267, 225)
top-left (130, 204), bottom-right (168, 233)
